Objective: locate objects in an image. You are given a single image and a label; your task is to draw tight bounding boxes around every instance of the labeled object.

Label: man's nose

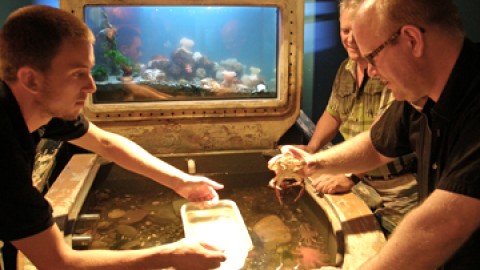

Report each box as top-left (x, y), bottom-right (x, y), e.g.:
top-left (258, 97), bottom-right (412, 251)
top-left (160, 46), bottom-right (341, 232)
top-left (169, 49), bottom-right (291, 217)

top-left (348, 32), bottom-right (355, 44)
top-left (84, 74), bottom-right (97, 93)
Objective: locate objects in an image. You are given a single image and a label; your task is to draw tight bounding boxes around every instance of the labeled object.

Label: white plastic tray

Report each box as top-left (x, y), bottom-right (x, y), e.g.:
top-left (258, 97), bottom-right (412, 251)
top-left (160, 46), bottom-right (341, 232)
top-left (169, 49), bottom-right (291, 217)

top-left (181, 199), bottom-right (253, 269)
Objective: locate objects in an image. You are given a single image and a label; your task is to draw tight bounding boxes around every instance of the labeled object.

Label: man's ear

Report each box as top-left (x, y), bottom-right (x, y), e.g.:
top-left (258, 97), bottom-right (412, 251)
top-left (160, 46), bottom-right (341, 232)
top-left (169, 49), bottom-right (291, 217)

top-left (17, 66), bottom-right (43, 94)
top-left (402, 25), bottom-right (425, 58)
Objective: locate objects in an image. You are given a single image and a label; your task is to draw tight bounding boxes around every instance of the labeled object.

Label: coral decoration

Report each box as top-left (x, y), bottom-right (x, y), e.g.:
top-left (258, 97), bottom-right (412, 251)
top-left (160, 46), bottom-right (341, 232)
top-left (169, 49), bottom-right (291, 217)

top-left (179, 37), bottom-right (195, 52)
top-left (222, 70), bottom-right (238, 86)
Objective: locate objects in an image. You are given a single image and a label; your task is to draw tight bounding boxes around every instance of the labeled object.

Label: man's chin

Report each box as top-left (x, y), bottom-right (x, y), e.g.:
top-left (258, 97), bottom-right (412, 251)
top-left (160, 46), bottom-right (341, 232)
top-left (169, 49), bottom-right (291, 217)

top-left (390, 87), bottom-right (409, 102)
top-left (392, 95), bottom-right (406, 102)
top-left (59, 112), bottom-right (81, 121)
top-left (348, 52), bottom-right (362, 61)
top-left (390, 90), bottom-right (405, 101)
top-left (409, 97), bottom-right (429, 109)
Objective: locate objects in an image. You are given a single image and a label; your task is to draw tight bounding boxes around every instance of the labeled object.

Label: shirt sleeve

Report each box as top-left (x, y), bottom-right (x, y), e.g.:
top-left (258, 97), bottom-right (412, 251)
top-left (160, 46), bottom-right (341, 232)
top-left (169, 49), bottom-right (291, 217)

top-left (377, 88), bottom-right (394, 117)
top-left (42, 114), bottom-right (90, 141)
top-left (0, 136), bottom-right (54, 241)
top-left (436, 111), bottom-right (480, 199)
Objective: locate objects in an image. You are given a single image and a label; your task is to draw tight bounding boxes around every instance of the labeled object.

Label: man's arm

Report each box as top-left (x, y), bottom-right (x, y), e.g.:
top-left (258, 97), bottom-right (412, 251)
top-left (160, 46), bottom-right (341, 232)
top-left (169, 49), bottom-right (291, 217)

top-left (300, 130), bottom-right (394, 176)
top-left (69, 122), bottom-right (223, 200)
top-left (359, 189), bottom-right (480, 269)
top-left (13, 224), bottom-right (225, 270)
top-left (311, 173), bottom-right (355, 194)
top-left (302, 111), bottom-right (341, 153)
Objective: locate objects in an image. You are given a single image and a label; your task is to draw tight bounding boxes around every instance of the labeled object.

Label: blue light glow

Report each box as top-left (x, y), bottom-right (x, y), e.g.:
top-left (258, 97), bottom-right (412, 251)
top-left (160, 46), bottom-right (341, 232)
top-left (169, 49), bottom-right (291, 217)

top-left (33, 0), bottom-right (59, 8)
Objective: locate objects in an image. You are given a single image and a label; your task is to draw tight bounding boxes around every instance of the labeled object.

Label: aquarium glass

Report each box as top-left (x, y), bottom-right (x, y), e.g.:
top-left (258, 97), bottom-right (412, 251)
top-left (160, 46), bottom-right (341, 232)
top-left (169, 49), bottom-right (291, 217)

top-left (84, 6), bottom-right (279, 103)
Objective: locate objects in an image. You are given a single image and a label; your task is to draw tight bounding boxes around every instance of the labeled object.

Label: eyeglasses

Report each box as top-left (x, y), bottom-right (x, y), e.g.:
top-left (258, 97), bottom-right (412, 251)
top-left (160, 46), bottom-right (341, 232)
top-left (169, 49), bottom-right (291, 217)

top-left (364, 28), bottom-right (401, 66)
top-left (364, 26), bottom-right (426, 66)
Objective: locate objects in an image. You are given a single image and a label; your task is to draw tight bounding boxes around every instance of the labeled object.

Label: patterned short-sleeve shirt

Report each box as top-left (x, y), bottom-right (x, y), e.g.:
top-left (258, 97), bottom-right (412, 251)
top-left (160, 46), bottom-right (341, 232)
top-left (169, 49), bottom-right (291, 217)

top-left (326, 58), bottom-right (415, 176)
top-left (327, 58), bottom-right (390, 139)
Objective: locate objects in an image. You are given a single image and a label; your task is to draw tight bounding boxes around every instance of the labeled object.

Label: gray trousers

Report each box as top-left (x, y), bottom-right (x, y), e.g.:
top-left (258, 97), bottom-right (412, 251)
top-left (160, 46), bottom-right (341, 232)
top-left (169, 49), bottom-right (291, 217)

top-left (352, 173), bottom-right (418, 234)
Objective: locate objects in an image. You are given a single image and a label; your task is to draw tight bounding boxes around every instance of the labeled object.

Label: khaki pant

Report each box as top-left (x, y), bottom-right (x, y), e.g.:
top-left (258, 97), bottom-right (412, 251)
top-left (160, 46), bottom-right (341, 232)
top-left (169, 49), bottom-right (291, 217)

top-left (352, 173), bottom-right (418, 234)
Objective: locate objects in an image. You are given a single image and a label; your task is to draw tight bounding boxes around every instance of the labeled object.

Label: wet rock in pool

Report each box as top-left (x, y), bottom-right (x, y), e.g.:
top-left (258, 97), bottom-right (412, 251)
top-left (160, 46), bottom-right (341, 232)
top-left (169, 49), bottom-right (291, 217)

top-left (148, 205), bottom-right (179, 224)
top-left (172, 199), bottom-right (188, 216)
top-left (119, 240), bottom-right (142, 250)
top-left (253, 214), bottom-right (292, 250)
top-left (116, 224), bottom-right (138, 237)
top-left (108, 209), bottom-right (126, 219)
top-left (90, 240), bottom-right (109, 249)
top-left (119, 209), bottom-right (149, 225)
top-left (141, 199), bottom-right (164, 211)
top-left (97, 220), bottom-right (112, 230)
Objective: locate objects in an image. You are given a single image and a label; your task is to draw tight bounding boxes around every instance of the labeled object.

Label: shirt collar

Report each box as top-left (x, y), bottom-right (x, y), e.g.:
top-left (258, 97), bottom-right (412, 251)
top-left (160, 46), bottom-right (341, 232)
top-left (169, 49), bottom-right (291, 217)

top-left (345, 58), bottom-right (357, 79)
top-left (431, 38), bottom-right (480, 122)
top-left (0, 81), bottom-right (29, 133)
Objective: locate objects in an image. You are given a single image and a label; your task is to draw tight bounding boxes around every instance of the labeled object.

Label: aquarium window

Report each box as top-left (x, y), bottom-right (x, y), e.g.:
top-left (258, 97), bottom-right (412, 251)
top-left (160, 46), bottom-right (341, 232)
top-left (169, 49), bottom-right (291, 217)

top-left (85, 6), bottom-right (279, 103)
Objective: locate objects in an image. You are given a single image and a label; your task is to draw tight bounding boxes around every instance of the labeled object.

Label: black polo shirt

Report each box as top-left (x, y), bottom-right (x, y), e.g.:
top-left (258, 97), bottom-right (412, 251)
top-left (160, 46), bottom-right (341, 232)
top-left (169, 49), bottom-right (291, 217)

top-left (0, 81), bottom-right (89, 241)
top-left (371, 39), bottom-right (480, 269)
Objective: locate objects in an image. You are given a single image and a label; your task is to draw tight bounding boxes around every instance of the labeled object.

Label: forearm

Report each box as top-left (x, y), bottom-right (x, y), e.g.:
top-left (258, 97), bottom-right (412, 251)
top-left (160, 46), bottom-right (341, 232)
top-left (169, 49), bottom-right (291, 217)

top-left (59, 247), bottom-right (167, 270)
top-left (307, 111), bottom-right (340, 153)
top-left (14, 225), bottom-right (170, 270)
top-left (71, 126), bottom-right (189, 191)
top-left (54, 239), bottom-right (223, 270)
top-left (307, 131), bottom-right (392, 175)
top-left (15, 223), bottom-right (225, 270)
top-left (360, 190), bottom-right (480, 270)
top-left (95, 134), bottom-right (188, 190)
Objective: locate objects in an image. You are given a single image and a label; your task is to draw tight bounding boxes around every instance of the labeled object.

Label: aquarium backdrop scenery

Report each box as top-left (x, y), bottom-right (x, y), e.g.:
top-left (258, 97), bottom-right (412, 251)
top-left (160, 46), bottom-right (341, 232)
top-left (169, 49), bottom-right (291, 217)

top-left (85, 6), bottom-right (279, 103)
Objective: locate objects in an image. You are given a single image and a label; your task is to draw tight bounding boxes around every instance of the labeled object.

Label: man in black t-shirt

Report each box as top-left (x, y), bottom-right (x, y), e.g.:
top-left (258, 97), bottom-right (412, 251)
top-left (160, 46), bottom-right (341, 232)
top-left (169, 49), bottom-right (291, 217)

top-left (270, 0), bottom-right (480, 269)
top-left (0, 5), bottom-right (225, 270)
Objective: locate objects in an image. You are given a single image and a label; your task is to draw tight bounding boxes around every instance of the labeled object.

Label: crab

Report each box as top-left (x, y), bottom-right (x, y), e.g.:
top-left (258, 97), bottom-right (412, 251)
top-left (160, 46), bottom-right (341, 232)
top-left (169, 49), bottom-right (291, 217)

top-left (268, 154), bottom-right (307, 205)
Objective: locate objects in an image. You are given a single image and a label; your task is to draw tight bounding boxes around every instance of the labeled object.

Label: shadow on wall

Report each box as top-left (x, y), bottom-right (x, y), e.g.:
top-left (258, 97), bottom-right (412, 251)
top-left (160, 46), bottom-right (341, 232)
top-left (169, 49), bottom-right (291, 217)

top-left (1, 0), bottom-right (58, 26)
top-left (455, 0), bottom-right (480, 41)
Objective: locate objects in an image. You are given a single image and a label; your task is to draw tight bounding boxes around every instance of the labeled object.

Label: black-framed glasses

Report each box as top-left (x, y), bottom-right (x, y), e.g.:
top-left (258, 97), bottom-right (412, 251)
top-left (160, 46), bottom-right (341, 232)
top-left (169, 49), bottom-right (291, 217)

top-left (364, 26), bottom-right (426, 66)
top-left (364, 28), bottom-right (401, 66)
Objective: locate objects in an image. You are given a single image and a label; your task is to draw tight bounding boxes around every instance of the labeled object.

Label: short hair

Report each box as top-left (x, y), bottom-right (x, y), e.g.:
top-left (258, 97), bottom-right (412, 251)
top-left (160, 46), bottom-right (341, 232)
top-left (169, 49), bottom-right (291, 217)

top-left (339, 0), bottom-right (366, 23)
top-left (0, 5), bottom-right (95, 82)
top-left (369, 0), bottom-right (463, 37)
top-left (339, 0), bottom-right (365, 12)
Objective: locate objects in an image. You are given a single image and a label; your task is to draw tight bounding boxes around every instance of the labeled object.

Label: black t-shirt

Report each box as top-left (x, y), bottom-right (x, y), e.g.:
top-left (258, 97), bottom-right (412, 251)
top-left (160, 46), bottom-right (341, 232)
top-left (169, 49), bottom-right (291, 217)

top-left (0, 81), bottom-right (89, 241)
top-left (371, 39), bottom-right (480, 269)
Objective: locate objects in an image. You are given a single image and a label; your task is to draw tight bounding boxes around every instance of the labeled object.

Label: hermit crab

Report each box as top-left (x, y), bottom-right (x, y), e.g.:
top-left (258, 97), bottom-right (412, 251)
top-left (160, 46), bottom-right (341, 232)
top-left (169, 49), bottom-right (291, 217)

top-left (267, 154), bottom-right (307, 205)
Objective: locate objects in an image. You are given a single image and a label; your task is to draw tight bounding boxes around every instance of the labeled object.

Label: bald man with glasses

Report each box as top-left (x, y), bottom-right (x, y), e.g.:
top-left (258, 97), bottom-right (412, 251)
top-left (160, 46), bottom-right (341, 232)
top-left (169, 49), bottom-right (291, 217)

top-left (295, 0), bottom-right (418, 236)
top-left (272, 0), bottom-right (480, 269)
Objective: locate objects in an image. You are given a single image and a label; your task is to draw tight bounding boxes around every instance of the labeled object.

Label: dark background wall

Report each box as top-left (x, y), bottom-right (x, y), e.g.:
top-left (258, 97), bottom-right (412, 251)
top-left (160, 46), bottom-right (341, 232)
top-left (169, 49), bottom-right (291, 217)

top-left (1, 0), bottom-right (479, 123)
top-left (0, 1), bottom-right (32, 24)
